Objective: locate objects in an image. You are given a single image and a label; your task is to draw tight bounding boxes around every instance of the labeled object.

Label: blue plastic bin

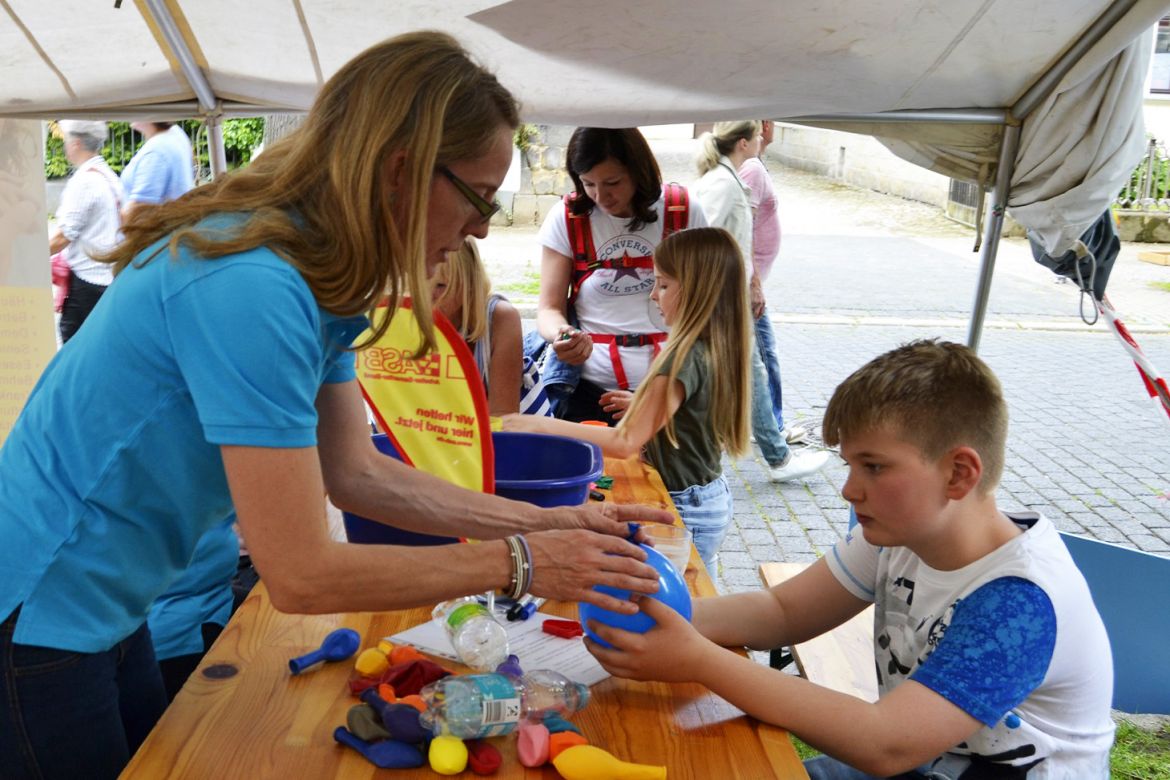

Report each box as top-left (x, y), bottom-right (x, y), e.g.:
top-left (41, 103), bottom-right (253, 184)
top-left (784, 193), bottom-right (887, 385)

top-left (342, 431), bottom-right (602, 546)
top-left (492, 431), bottom-right (603, 508)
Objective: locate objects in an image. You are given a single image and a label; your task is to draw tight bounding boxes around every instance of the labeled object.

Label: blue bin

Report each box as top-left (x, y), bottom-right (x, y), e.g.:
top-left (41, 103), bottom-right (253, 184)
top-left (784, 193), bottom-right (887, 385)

top-left (342, 431), bottom-right (602, 546)
top-left (341, 433), bottom-right (460, 546)
top-left (493, 431), bottom-right (603, 508)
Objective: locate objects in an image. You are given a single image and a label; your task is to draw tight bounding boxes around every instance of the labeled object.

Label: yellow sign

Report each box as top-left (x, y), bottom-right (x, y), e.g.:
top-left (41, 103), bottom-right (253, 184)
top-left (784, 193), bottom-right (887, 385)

top-left (355, 300), bottom-right (493, 494)
top-left (0, 287), bottom-right (57, 445)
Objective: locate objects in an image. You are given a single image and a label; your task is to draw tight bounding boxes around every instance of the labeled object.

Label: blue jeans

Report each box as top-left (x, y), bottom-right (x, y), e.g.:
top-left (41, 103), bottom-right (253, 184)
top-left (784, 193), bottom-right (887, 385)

top-left (750, 332), bottom-right (790, 466)
top-left (754, 308), bottom-right (785, 429)
top-left (669, 475), bottom-right (732, 577)
top-left (804, 755), bottom-right (931, 779)
top-left (0, 608), bottom-right (168, 779)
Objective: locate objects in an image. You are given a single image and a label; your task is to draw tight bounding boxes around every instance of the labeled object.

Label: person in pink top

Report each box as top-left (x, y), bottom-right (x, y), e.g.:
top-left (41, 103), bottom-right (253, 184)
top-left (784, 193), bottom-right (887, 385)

top-left (738, 120), bottom-right (806, 444)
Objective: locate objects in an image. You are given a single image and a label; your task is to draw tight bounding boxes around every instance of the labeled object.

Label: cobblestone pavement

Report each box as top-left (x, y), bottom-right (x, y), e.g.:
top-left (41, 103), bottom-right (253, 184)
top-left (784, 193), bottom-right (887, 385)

top-left (479, 151), bottom-right (1170, 595)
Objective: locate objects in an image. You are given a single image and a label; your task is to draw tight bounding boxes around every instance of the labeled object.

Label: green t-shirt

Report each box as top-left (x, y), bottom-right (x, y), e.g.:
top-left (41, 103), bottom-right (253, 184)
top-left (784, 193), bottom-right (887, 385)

top-left (644, 340), bottom-right (722, 492)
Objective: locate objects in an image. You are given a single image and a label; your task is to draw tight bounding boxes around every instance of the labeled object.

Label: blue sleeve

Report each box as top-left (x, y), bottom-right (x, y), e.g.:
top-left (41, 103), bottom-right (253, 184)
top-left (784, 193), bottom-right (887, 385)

top-left (911, 576), bottom-right (1056, 726)
top-left (324, 349), bottom-right (356, 384)
top-left (125, 150), bottom-right (167, 203)
top-left (166, 258), bottom-right (325, 447)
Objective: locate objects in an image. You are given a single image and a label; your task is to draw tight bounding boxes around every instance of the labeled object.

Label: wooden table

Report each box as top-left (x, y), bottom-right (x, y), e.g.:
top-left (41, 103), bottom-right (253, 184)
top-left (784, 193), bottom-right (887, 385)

top-left (123, 457), bottom-right (807, 778)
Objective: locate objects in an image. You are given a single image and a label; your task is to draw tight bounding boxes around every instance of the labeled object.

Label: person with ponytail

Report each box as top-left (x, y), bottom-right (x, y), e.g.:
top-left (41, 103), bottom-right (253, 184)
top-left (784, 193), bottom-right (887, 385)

top-left (694, 122), bottom-right (829, 484)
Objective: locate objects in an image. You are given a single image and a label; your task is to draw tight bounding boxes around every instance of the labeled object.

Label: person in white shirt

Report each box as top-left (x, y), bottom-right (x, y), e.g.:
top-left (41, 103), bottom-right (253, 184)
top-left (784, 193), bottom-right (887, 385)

top-left (49, 119), bottom-right (123, 343)
top-left (536, 127), bottom-right (707, 424)
top-left (693, 121), bottom-right (828, 483)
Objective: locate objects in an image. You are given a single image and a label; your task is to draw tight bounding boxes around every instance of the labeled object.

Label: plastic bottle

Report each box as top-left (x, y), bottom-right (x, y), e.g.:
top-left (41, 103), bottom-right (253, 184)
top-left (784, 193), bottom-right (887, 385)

top-left (431, 598), bottom-right (509, 672)
top-left (418, 670), bottom-right (590, 739)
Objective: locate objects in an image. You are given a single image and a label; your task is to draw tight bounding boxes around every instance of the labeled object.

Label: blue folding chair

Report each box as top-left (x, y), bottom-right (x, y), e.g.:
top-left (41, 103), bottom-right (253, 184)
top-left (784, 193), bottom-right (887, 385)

top-left (1061, 532), bottom-right (1170, 714)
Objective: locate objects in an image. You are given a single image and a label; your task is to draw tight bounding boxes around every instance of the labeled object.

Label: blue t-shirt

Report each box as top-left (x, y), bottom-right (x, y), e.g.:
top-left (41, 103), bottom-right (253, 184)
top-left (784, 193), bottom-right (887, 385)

top-left (146, 518), bottom-right (240, 660)
top-left (0, 225), bottom-right (366, 652)
top-left (120, 126), bottom-right (195, 205)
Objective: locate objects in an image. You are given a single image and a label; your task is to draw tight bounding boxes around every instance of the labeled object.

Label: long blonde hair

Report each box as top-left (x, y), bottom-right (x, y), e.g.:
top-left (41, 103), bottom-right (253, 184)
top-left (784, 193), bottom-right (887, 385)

top-left (433, 237), bottom-right (491, 343)
top-left (621, 227), bottom-right (751, 454)
top-left (102, 31), bottom-right (518, 352)
top-left (694, 120), bottom-right (761, 176)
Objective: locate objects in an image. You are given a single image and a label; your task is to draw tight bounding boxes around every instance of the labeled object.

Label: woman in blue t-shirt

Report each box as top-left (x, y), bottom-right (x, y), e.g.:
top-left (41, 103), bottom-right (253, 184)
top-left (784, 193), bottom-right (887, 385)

top-left (0, 32), bottom-right (667, 778)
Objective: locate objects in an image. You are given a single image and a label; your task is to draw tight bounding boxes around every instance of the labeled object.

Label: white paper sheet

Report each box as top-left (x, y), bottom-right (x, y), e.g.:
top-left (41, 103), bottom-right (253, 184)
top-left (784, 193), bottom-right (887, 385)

top-left (387, 610), bottom-right (609, 687)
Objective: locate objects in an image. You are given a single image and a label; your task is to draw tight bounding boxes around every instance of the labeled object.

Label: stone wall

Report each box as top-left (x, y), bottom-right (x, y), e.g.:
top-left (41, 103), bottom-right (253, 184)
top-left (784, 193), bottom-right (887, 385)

top-left (510, 125), bottom-right (574, 227)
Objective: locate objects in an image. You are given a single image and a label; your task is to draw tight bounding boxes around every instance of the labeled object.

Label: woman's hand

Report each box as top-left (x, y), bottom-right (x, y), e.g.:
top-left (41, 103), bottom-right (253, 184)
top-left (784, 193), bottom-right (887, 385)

top-left (558, 499), bottom-right (674, 539)
top-left (525, 529), bottom-right (659, 613)
top-left (599, 390), bottom-right (634, 420)
top-left (585, 596), bottom-right (717, 682)
top-left (552, 326), bottom-right (592, 365)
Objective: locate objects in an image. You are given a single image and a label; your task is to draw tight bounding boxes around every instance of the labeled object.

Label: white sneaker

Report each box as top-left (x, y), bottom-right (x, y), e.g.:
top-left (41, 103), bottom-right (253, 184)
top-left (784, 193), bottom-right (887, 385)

top-left (781, 425), bottom-right (810, 445)
top-left (769, 450), bottom-right (831, 483)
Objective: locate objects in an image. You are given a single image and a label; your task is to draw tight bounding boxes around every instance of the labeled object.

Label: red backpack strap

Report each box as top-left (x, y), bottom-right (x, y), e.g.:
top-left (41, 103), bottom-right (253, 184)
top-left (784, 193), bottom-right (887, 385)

top-left (564, 193), bottom-right (597, 305)
top-left (661, 183), bottom-right (689, 239)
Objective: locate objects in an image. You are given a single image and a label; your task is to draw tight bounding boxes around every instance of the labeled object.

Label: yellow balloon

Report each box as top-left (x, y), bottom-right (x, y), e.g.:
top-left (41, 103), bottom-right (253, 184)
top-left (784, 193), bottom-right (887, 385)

top-left (552, 744), bottom-right (667, 780)
top-left (428, 734), bottom-right (468, 776)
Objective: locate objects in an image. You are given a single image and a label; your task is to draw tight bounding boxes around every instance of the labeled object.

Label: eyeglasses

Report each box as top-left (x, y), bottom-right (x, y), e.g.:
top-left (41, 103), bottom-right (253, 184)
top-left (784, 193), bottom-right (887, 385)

top-left (438, 166), bottom-right (501, 224)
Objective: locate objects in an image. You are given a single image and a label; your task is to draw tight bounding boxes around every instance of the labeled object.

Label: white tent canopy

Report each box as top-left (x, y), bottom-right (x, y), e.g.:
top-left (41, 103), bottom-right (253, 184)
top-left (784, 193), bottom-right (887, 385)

top-left (3, 0), bottom-right (1170, 345)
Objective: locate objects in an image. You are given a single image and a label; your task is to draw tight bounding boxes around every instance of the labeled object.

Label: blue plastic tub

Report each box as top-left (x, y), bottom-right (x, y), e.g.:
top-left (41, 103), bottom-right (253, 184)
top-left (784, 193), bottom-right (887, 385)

top-left (492, 431), bottom-right (603, 508)
top-left (342, 431), bottom-right (603, 546)
top-left (342, 433), bottom-right (460, 547)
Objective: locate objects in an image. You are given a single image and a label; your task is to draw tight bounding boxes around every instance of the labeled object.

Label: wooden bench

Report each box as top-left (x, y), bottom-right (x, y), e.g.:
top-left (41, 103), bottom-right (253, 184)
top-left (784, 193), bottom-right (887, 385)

top-left (759, 562), bottom-right (879, 702)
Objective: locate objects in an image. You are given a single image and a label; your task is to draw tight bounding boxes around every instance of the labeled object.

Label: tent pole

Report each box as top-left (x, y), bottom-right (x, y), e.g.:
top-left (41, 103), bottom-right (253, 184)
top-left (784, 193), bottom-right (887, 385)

top-left (140, 0), bottom-right (218, 115)
top-left (789, 108), bottom-right (1007, 125)
top-left (205, 113), bottom-right (227, 180)
top-left (966, 124), bottom-right (1020, 352)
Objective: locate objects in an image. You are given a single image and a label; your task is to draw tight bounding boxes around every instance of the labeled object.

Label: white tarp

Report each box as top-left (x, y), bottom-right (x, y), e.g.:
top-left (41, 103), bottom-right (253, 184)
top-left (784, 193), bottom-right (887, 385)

top-left (2, 0), bottom-right (1169, 254)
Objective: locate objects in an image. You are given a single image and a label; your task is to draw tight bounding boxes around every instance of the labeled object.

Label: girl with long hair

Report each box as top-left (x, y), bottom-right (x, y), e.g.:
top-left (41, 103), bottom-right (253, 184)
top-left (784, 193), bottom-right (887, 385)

top-left (432, 237), bottom-right (523, 415)
top-left (509, 227), bottom-right (751, 574)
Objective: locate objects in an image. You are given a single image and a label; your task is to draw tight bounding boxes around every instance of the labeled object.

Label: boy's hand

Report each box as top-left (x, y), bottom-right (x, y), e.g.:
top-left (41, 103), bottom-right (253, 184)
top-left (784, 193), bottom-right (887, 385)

top-left (599, 390), bottom-right (633, 419)
top-left (584, 595), bottom-right (714, 682)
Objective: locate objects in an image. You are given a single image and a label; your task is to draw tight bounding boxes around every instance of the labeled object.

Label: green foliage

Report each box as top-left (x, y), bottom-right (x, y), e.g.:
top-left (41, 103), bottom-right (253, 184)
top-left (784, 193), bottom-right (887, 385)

top-left (498, 268), bottom-right (541, 297)
top-left (1149, 281), bottom-right (1170, 294)
top-left (787, 735), bottom-right (821, 761)
top-left (1119, 139), bottom-right (1170, 207)
top-left (1111, 721), bottom-right (1170, 779)
top-left (45, 118), bottom-right (265, 180)
top-left (513, 123), bottom-right (539, 152)
top-left (788, 720), bottom-right (1170, 777)
top-left (44, 131), bottom-right (68, 178)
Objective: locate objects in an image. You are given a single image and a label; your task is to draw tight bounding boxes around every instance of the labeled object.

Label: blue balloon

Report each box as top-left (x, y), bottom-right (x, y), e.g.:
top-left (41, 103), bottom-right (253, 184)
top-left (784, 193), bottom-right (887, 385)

top-left (578, 544), bottom-right (692, 648)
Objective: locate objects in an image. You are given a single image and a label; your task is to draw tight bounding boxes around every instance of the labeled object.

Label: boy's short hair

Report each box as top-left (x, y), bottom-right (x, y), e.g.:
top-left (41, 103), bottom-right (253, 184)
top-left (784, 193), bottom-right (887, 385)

top-left (823, 339), bottom-right (1008, 492)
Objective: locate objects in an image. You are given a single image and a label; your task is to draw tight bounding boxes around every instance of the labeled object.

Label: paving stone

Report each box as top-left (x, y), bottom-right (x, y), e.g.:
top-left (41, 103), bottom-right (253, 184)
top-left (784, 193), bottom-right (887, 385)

top-left (739, 528), bottom-right (777, 546)
top-left (1130, 534), bottom-right (1170, 553)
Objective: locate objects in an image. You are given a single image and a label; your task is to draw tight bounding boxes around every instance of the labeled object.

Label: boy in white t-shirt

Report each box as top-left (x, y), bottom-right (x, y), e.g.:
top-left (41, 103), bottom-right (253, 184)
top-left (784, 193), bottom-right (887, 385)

top-left (586, 340), bottom-right (1115, 779)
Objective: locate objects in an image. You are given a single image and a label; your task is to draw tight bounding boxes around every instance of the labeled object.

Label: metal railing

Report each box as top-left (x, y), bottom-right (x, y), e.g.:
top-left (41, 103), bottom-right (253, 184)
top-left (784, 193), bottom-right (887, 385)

top-left (1115, 138), bottom-right (1170, 211)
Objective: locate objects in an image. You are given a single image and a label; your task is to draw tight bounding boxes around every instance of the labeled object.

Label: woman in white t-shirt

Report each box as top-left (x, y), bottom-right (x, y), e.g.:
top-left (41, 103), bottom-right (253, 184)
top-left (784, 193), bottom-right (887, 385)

top-left (536, 127), bottom-right (706, 424)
